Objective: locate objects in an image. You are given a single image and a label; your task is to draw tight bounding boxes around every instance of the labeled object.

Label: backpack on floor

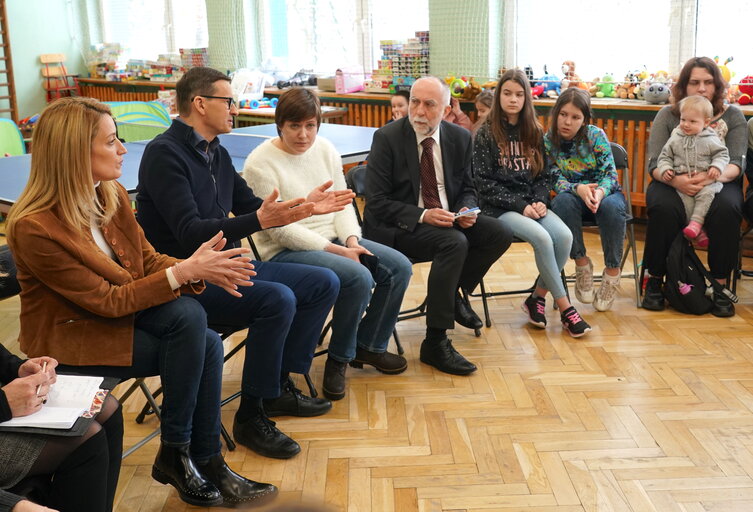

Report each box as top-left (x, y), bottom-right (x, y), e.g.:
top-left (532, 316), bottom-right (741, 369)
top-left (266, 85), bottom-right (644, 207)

top-left (664, 233), bottom-right (737, 315)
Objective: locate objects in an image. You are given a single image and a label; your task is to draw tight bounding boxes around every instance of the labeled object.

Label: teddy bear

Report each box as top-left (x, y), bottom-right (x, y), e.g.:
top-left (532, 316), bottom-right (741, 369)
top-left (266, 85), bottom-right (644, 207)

top-left (561, 60), bottom-right (588, 90)
top-left (613, 75), bottom-right (638, 100)
top-left (461, 78), bottom-right (482, 101)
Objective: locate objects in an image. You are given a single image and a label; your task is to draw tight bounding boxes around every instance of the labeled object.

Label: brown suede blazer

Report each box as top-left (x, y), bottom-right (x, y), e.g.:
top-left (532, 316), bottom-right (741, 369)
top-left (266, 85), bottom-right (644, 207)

top-left (8, 184), bottom-right (204, 367)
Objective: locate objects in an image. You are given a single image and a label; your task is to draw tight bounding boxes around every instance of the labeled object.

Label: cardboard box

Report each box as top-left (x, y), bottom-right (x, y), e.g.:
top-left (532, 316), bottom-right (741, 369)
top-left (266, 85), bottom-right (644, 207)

top-left (318, 76), bottom-right (336, 92)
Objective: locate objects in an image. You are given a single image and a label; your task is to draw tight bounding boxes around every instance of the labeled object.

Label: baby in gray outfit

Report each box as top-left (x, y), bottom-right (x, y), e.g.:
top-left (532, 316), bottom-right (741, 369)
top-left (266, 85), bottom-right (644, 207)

top-left (657, 95), bottom-right (729, 247)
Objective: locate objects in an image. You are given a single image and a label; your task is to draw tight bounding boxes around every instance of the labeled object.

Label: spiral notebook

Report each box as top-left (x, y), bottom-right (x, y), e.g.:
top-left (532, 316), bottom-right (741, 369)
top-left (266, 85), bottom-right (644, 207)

top-left (0, 375), bottom-right (104, 430)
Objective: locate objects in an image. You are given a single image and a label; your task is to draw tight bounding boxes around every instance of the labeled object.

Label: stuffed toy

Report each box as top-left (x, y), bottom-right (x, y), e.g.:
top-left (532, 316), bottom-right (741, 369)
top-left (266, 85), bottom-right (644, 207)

top-left (531, 84), bottom-right (545, 98)
top-left (449, 77), bottom-right (467, 98)
top-left (561, 60), bottom-right (587, 90)
top-left (537, 66), bottom-right (561, 98)
top-left (738, 75), bottom-right (753, 105)
top-left (715, 56), bottom-right (734, 83)
top-left (614, 82), bottom-right (637, 100)
top-left (461, 78), bottom-right (482, 101)
top-left (644, 82), bottom-right (671, 104)
top-left (593, 74), bottom-right (615, 98)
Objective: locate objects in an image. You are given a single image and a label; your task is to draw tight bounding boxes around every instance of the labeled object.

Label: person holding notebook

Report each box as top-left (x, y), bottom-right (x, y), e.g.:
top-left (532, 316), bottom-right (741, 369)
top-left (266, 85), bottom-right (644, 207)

top-left (0, 343), bottom-right (122, 512)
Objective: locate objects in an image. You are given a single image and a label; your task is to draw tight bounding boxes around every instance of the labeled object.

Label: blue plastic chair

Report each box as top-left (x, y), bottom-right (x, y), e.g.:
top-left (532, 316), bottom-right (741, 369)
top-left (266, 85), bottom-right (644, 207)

top-left (106, 101), bottom-right (172, 142)
top-left (0, 119), bottom-right (26, 156)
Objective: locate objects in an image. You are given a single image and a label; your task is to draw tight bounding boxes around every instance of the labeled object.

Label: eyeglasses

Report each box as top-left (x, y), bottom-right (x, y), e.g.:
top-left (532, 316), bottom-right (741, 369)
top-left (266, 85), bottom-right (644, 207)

top-left (195, 95), bottom-right (237, 109)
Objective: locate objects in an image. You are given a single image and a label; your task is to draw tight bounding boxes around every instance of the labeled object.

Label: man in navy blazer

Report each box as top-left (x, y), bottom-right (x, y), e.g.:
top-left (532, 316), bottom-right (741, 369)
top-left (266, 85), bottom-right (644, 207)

top-left (364, 76), bottom-right (512, 375)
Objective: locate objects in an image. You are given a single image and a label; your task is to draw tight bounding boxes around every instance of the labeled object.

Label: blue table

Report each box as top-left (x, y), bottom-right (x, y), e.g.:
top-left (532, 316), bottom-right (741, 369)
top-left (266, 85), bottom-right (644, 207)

top-left (234, 124), bottom-right (377, 164)
top-left (0, 124), bottom-right (376, 210)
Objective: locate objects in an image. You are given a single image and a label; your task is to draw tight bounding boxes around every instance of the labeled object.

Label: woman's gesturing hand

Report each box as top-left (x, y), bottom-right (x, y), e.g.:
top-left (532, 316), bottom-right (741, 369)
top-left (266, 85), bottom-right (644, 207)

top-left (307, 180), bottom-right (356, 215)
top-left (178, 231), bottom-right (256, 297)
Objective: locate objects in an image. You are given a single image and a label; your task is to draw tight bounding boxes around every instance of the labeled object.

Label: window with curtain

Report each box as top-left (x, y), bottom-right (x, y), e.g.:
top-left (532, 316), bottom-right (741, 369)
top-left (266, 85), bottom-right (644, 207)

top-left (98, 0), bottom-right (208, 61)
top-left (515, 0), bottom-right (673, 83)
top-left (258, 0), bottom-right (428, 75)
top-left (368, 0), bottom-right (429, 70)
top-left (263, 0), bottom-right (362, 74)
top-left (696, 0), bottom-right (752, 85)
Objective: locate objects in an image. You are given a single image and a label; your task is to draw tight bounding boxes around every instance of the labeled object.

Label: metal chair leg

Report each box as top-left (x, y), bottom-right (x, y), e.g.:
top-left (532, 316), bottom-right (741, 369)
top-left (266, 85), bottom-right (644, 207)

top-left (473, 282), bottom-right (492, 328)
top-left (304, 373), bottom-right (318, 398)
top-left (221, 423), bottom-right (236, 451)
top-left (392, 329), bottom-right (404, 355)
top-left (628, 224), bottom-right (642, 307)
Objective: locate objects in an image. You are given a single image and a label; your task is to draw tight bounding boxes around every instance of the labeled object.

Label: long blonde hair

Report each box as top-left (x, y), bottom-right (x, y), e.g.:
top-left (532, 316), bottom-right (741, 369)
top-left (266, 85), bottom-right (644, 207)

top-left (7, 97), bottom-right (121, 238)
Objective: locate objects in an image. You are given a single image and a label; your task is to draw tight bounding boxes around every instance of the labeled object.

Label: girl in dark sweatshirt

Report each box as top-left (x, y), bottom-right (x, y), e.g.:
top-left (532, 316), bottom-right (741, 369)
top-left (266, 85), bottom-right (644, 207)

top-left (473, 69), bottom-right (591, 337)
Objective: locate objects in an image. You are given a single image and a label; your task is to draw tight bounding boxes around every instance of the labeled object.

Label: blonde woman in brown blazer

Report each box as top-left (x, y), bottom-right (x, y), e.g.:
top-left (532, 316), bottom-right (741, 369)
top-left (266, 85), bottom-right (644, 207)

top-left (6, 97), bottom-right (276, 508)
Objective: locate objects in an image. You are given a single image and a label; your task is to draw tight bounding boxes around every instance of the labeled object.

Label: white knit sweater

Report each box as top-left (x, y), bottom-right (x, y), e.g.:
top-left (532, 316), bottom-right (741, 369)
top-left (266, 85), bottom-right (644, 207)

top-left (242, 137), bottom-right (361, 261)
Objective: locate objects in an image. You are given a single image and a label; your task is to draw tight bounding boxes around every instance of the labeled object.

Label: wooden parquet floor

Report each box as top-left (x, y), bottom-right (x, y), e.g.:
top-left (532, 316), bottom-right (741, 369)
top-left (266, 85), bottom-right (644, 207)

top-left (6, 230), bottom-right (753, 511)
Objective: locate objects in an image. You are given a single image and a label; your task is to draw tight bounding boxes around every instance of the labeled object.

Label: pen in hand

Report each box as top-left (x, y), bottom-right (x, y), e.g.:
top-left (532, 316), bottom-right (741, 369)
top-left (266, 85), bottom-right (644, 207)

top-left (35, 361), bottom-right (48, 402)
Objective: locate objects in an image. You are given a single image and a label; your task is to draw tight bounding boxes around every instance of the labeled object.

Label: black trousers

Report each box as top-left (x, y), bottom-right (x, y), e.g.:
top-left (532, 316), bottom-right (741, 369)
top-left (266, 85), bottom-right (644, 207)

top-left (644, 180), bottom-right (742, 279)
top-left (743, 149), bottom-right (753, 223)
top-left (393, 215), bottom-right (512, 329)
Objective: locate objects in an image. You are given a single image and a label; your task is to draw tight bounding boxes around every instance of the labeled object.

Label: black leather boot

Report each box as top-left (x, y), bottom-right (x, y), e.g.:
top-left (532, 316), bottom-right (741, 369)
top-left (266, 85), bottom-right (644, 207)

top-left (152, 442), bottom-right (222, 507)
top-left (322, 357), bottom-right (348, 400)
top-left (197, 455), bottom-right (278, 508)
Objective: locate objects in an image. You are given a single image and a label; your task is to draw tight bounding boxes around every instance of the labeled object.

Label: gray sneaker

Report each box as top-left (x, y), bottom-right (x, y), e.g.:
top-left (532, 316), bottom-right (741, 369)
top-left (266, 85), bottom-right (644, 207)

top-left (574, 259), bottom-right (594, 304)
top-left (594, 270), bottom-right (620, 311)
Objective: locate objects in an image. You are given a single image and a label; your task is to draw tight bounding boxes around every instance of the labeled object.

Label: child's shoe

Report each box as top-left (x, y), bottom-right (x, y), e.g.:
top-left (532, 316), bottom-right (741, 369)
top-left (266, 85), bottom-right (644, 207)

top-left (521, 294), bottom-right (547, 328)
top-left (593, 270), bottom-right (620, 312)
top-left (683, 220), bottom-right (702, 240)
top-left (695, 228), bottom-right (709, 248)
top-left (560, 306), bottom-right (591, 338)
top-left (574, 259), bottom-right (594, 303)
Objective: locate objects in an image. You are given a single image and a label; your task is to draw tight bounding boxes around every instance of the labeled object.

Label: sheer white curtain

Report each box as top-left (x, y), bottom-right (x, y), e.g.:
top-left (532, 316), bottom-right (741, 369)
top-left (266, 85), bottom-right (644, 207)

top-left (98, 0), bottom-right (208, 60)
top-left (696, 0), bottom-right (752, 85)
top-left (515, 0), bottom-right (674, 81)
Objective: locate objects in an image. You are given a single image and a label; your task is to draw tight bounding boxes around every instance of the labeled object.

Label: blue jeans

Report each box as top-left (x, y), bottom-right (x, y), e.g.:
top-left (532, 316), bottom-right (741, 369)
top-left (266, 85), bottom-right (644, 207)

top-left (499, 210), bottom-right (573, 299)
top-left (551, 191), bottom-right (627, 269)
top-left (58, 297), bottom-right (224, 461)
top-left (271, 239), bottom-right (412, 362)
top-left (191, 260), bottom-right (339, 398)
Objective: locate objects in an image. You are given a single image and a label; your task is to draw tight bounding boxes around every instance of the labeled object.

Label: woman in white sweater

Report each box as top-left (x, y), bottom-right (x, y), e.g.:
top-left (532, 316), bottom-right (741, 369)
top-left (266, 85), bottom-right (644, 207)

top-left (243, 89), bottom-right (412, 401)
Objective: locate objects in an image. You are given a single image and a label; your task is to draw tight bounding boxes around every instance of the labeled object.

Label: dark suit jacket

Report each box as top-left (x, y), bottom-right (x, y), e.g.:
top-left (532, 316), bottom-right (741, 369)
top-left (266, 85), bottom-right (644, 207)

top-left (364, 118), bottom-right (477, 246)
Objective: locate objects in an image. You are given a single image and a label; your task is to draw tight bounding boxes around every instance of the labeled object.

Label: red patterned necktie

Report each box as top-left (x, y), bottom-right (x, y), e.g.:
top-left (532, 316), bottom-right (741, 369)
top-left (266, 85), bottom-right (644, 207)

top-left (420, 137), bottom-right (441, 209)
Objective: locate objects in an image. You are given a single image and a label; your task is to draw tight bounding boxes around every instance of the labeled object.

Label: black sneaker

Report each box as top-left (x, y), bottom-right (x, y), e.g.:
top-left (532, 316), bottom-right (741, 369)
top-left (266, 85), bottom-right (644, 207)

top-left (711, 291), bottom-right (735, 317)
top-left (560, 306), bottom-right (591, 338)
top-left (521, 294), bottom-right (547, 328)
top-left (641, 276), bottom-right (665, 311)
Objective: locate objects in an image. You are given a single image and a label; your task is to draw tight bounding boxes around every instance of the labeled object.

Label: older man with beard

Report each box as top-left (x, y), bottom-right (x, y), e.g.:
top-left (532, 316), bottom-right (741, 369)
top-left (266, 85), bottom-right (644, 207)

top-left (363, 76), bottom-right (513, 375)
